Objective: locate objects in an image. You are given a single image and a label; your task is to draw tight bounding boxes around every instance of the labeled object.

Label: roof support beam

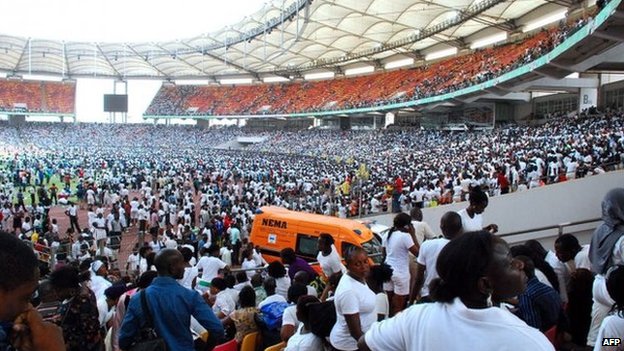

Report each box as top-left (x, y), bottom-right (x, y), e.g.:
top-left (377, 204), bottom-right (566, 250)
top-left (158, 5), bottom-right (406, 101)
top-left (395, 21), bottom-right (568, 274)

top-left (279, 0), bottom-right (506, 73)
top-left (12, 40), bottom-right (29, 74)
top-left (125, 45), bottom-right (169, 78)
top-left (181, 42), bottom-right (260, 80)
top-left (95, 43), bottom-right (123, 79)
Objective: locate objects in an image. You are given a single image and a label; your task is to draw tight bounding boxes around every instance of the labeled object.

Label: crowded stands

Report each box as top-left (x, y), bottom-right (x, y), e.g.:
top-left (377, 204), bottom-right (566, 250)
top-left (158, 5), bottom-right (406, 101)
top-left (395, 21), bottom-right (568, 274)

top-left (1, 184), bottom-right (623, 351)
top-left (0, 79), bottom-right (75, 114)
top-left (145, 17), bottom-right (589, 117)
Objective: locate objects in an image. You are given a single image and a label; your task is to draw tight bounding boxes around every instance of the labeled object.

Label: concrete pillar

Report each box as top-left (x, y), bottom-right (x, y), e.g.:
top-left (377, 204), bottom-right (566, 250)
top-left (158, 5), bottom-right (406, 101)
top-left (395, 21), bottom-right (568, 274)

top-left (579, 87), bottom-right (598, 112)
top-left (313, 116), bottom-right (321, 128)
top-left (384, 112), bottom-right (395, 128)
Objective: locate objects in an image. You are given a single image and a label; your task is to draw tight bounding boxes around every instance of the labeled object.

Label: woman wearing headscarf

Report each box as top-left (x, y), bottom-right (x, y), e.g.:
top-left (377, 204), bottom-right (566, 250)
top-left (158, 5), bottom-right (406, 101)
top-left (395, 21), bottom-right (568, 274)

top-left (588, 188), bottom-right (624, 347)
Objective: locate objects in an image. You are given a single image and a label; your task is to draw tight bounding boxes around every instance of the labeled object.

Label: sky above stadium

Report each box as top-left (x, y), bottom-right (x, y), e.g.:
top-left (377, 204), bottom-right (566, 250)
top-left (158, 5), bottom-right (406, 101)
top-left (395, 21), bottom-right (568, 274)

top-left (0, 0), bottom-right (267, 42)
top-left (1, 0), bottom-right (267, 123)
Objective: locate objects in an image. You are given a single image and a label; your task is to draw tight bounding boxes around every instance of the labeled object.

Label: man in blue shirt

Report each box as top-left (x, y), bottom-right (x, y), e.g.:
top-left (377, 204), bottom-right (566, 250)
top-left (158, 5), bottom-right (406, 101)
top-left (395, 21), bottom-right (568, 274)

top-left (119, 249), bottom-right (224, 350)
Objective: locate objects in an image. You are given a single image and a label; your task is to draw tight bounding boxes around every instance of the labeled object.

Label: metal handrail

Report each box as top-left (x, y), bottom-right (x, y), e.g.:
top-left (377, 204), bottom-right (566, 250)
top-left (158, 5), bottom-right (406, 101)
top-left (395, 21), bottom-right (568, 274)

top-left (498, 217), bottom-right (601, 238)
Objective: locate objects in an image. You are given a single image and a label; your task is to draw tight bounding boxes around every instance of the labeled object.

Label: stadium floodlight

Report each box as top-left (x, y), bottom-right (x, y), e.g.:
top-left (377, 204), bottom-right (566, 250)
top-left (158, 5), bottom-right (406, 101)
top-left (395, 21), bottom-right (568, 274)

top-left (425, 47), bottom-right (458, 61)
top-left (219, 78), bottom-right (253, 85)
top-left (384, 58), bottom-right (414, 70)
top-left (345, 66), bottom-right (374, 76)
top-left (263, 76), bottom-right (290, 83)
top-left (304, 71), bottom-right (335, 80)
top-left (470, 32), bottom-right (507, 49)
top-left (523, 10), bottom-right (567, 33)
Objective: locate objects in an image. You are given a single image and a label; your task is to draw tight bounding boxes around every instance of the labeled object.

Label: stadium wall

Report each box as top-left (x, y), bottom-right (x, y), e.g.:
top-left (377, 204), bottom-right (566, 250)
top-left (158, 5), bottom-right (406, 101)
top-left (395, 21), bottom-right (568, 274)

top-left (369, 170), bottom-right (624, 246)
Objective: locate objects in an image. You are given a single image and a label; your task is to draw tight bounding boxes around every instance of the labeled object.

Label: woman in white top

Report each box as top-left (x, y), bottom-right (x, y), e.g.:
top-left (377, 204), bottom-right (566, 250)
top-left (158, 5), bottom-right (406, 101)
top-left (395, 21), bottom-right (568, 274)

top-left (267, 261), bottom-right (291, 299)
top-left (241, 248), bottom-right (259, 280)
top-left (359, 231), bottom-right (554, 351)
top-left (177, 247), bottom-right (198, 290)
top-left (330, 247), bottom-right (377, 351)
top-left (285, 295), bottom-right (324, 351)
top-left (588, 188), bottom-right (624, 347)
top-left (457, 186), bottom-right (498, 233)
top-left (594, 265), bottom-right (624, 351)
top-left (382, 213), bottom-right (419, 316)
top-left (317, 233), bottom-right (346, 278)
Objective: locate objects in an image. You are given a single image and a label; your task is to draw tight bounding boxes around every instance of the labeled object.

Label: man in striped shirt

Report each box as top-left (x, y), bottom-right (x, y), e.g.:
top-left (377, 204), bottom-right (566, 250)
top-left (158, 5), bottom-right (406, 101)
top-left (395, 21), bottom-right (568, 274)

top-left (515, 255), bottom-right (563, 332)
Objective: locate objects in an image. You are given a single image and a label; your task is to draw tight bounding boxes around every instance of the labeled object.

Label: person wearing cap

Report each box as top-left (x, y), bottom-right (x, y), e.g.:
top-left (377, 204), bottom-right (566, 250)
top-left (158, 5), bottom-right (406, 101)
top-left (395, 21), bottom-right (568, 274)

top-left (90, 260), bottom-right (112, 300)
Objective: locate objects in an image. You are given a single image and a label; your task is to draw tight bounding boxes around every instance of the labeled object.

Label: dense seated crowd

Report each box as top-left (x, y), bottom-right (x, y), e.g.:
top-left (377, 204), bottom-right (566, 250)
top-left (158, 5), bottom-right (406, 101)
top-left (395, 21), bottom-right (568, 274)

top-left (1, 110), bottom-right (623, 221)
top-left (0, 109), bottom-right (621, 351)
top-left (145, 16), bottom-right (589, 117)
top-left (0, 79), bottom-right (75, 114)
top-left (1, 184), bottom-right (623, 351)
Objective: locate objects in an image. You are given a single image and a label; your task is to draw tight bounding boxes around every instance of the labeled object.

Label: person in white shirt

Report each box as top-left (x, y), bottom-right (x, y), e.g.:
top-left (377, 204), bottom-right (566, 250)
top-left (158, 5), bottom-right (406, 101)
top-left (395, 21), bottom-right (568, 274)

top-left (267, 261), bottom-right (291, 299)
top-left (359, 231), bottom-right (554, 351)
top-left (593, 265), bottom-right (624, 351)
top-left (370, 195), bottom-right (382, 214)
top-left (284, 295), bottom-right (324, 351)
top-left (588, 188), bottom-right (624, 347)
top-left (177, 247), bottom-right (199, 290)
top-left (410, 211), bottom-right (463, 303)
top-left (258, 277), bottom-right (287, 309)
top-left (72, 236), bottom-right (86, 260)
top-left (90, 260), bottom-right (112, 300)
top-left (330, 247), bottom-right (377, 351)
top-left (92, 213), bottom-right (107, 254)
top-left (317, 233), bottom-right (346, 278)
top-left (196, 245), bottom-right (228, 282)
top-left (219, 245), bottom-right (233, 266)
top-left (209, 277), bottom-right (235, 319)
top-left (409, 207), bottom-right (437, 245)
top-left (126, 245), bottom-right (141, 275)
top-left (281, 283), bottom-right (309, 343)
top-left (240, 249), bottom-right (259, 280)
top-left (382, 213), bottom-right (419, 316)
top-left (252, 245), bottom-right (268, 267)
top-left (457, 186), bottom-right (498, 233)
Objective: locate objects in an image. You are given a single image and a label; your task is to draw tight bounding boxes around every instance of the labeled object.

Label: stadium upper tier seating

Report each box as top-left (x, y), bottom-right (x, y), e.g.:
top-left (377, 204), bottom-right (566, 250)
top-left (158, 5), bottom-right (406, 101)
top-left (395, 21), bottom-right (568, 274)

top-left (0, 79), bottom-right (76, 114)
top-left (144, 18), bottom-right (587, 117)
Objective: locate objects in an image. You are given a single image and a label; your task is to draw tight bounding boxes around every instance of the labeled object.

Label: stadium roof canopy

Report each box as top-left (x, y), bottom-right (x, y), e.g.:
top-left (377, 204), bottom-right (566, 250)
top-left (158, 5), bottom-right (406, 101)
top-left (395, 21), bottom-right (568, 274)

top-left (0, 0), bottom-right (566, 80)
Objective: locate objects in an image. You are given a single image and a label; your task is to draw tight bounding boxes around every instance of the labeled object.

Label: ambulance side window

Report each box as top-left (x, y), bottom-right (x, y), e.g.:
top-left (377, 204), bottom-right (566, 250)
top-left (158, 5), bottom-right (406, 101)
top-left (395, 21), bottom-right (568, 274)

top-left (295, 234), bottom-right (319, 259)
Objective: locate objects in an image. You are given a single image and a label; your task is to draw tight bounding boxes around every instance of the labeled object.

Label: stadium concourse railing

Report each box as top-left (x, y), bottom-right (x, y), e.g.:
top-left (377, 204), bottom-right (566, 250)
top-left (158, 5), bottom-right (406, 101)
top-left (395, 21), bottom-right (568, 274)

top-left (144, 0), bottom-right (622, 121)
top-left (498, 217), bottom-right (601, 239)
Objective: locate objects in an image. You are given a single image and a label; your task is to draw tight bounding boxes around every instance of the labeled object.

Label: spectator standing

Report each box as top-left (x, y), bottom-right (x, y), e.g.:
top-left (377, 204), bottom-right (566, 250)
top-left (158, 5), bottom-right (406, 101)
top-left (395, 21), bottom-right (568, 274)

top-left (588, 188), bottom-right (624, 347)
top-left (50, 266), bottom-right (103, 351)
top-left (383, 213), bottom-right (419, 315)
top-left (330, 247), bottom-right (377, 351)
top-left (410, 211), bottom-right (463, 303)
top-left (119, 249), bottom-right (225, 350)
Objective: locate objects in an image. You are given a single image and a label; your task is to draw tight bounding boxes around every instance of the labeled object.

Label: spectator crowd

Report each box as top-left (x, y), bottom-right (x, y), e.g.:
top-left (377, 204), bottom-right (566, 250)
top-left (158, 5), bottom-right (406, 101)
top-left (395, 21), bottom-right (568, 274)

top-left (1, 183), bottom-right (623, 351)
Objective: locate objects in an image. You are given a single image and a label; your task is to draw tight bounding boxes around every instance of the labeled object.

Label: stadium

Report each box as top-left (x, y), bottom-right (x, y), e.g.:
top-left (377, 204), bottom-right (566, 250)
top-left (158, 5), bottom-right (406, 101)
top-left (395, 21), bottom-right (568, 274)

top-left (0, 0), bottom-right (623, 350)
